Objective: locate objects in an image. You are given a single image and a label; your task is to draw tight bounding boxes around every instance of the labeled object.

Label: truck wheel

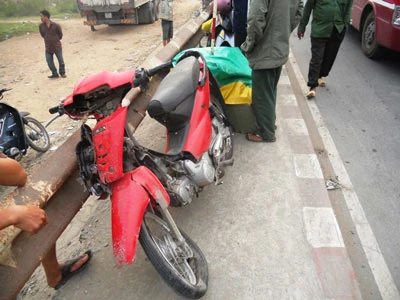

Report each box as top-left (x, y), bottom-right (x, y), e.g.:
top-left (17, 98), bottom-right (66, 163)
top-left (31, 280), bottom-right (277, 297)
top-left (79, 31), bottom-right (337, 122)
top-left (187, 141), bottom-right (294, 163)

top-left (139, 2), bottom-right (155, 24)
top-left (361, 11), bottom-right (383, 59)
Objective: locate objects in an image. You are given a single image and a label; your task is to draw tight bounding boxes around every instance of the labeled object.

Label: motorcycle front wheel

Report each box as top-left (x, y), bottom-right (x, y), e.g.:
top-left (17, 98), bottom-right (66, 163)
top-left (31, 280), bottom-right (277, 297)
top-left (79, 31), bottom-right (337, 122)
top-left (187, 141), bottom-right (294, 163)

top-left (139, 210), bottom-right (208, 299)
top-left (24, 117), bottom-right (51, 152)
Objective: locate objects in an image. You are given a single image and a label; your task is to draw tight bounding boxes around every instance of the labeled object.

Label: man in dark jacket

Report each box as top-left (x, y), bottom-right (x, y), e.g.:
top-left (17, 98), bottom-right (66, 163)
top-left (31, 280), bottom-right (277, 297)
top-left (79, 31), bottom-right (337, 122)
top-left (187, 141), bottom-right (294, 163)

top-left (241, 0), bottom-right (304, 142)
top-left (39, 10), bottom-right (66, 79)
top-left (297, 0), bottom-right (352, 98)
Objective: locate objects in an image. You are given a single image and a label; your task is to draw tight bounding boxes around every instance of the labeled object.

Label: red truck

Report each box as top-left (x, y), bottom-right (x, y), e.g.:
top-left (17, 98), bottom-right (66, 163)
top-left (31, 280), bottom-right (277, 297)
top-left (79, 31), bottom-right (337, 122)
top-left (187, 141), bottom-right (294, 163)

top-left (351, 0), bottom-right (400, 58)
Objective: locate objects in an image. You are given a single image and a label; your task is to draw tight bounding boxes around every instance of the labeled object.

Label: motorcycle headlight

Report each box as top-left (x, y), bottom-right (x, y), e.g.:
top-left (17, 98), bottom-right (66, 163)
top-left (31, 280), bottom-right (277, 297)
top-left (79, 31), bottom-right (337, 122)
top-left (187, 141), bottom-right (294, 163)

top-left (393, 5), bottom-right (400, 26)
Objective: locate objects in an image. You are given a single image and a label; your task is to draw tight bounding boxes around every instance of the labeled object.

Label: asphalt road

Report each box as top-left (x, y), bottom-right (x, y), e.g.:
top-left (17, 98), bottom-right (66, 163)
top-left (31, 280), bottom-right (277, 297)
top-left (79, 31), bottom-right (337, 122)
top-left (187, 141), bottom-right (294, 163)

top-left (290, 26), bottom-right (400, 296)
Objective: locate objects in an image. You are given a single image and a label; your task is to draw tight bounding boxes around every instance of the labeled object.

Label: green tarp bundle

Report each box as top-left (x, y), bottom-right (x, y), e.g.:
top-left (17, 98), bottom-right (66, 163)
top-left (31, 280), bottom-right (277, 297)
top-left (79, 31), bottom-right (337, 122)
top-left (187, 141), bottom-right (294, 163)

top-left (173, 47), bottom-right (252, 105)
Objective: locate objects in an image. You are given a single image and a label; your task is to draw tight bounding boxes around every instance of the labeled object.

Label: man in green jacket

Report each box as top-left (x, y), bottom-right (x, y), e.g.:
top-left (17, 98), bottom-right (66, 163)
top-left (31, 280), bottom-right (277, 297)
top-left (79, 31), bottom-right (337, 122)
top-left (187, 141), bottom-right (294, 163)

top-left (297, 0), bottom-right (352, 99)
top-left (241, 0), bottom-right (304, 143)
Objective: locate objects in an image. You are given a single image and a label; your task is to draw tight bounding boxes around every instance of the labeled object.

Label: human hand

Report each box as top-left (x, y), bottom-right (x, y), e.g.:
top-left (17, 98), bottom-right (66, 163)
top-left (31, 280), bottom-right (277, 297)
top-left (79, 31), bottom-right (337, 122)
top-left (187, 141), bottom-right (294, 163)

top-left (297, 32), bottom-right (304, 39)
top-left (10, 205), bottom-right (48, 234)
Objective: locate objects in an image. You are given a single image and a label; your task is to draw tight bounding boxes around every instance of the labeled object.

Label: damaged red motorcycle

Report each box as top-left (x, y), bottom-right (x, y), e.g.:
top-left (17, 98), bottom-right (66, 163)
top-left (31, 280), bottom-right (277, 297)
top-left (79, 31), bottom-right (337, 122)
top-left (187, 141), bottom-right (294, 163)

top-left (49, 50), bottom-right (233, 298)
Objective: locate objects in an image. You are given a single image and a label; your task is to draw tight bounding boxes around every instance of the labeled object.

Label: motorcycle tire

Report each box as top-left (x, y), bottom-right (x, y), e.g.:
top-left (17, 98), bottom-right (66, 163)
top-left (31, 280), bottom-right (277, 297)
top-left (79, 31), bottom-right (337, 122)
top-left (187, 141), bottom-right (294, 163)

top-left (24, 117), bottom-right (51, 152)
top-left (139, 211), bottom-right (208, 299)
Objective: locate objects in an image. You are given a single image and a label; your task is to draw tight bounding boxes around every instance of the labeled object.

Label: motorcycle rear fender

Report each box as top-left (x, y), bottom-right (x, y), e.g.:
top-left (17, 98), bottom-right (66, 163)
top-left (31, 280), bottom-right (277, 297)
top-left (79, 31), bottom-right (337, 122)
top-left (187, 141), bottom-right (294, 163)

top-left (111, 166), bottom-right (170, 266)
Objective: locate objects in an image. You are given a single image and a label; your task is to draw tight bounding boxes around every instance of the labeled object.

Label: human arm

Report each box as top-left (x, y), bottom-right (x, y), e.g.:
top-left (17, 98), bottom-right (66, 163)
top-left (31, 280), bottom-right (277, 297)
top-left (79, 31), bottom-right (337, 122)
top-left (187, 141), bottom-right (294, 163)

top-left (240, 0), bottom-right (268, 54)
top-left (56, 23), bottom-right (63, 40)
top-left (297, 0), bottom-right (314, 38)
top-left (0, 205), bottom-right (48, 234)
top-left (39, 24), bottom-right (45, 38)
top-left (291, 0), bottom-right (304, 33)
top-left (0, 153), bottom-right (27, 186)
top-left (345, 0), bottom-right (353, 27)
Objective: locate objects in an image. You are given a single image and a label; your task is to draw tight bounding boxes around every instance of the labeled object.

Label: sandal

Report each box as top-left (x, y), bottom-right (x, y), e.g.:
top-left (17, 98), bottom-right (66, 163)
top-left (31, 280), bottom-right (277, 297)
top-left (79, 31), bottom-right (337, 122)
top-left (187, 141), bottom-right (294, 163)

top-left (246, 133), bottom-right (276, 143)
top-left (306, 89), bottom-right (316, 99)
top-left (55, 250), bottom-right (92, 290)
top-left (318, 78), bottom-right (326, 87)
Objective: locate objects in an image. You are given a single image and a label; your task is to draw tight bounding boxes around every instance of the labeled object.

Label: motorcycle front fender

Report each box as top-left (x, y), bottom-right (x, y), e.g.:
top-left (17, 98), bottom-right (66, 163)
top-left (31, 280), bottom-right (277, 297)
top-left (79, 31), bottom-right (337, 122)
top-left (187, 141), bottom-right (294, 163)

top-left (111, 166), bottom-right (170, 266)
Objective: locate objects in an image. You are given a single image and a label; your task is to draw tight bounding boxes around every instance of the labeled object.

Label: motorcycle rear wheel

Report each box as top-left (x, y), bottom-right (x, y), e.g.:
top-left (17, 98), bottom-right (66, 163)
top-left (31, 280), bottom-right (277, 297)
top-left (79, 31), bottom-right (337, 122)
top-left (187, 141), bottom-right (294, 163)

top-left (24, 117), bottom-right (51, 152)
top-left (139, 210), bottom-right (208, 299)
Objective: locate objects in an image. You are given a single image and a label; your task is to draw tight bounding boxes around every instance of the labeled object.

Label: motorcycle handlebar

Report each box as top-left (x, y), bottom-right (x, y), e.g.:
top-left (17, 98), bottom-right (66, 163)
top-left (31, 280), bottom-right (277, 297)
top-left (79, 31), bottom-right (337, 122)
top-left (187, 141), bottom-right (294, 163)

top-left (133, 61), bottom-right (173, 89)
top-left (49, 105), bottom-right (60, 114)
top-left (147, 61), bottom-right (173, 77)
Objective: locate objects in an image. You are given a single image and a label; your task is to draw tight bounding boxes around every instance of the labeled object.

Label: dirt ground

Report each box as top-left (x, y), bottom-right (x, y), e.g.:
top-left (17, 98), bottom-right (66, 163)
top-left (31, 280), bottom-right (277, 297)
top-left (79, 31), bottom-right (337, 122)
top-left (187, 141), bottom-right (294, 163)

top-left (0, 1), bottom-right (202, 299)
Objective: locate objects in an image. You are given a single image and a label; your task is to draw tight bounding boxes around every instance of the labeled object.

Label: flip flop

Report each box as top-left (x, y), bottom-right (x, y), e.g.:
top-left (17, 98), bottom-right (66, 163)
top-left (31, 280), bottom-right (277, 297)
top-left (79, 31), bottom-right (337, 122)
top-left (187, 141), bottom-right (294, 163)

top-left (246, 133), bottom-right (276, 143)
top-left (55, 250), bottom-right (92, 290)
top-left (318, 78), bottom-right (326, 87)
top-left (306, 90), bottom-right (316, 99)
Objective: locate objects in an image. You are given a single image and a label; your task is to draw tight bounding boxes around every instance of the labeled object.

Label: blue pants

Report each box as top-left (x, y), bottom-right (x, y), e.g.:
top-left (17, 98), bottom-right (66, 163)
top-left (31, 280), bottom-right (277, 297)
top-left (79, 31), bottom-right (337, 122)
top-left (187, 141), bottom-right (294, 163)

top-left (45, 50), bottom-right (65, 76)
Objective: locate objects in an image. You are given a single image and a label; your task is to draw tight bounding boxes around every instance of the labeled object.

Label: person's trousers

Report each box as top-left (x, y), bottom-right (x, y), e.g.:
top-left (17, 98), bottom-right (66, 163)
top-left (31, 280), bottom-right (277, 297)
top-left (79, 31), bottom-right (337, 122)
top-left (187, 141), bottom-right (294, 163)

top-left (307, 27), bottom-right (346, 88)
top-left (251, 66), bottom-right (282, 140)
top-left (234, 32), bottom-right (246, 48)
top-left (45, 49), bottom-right (65, 76)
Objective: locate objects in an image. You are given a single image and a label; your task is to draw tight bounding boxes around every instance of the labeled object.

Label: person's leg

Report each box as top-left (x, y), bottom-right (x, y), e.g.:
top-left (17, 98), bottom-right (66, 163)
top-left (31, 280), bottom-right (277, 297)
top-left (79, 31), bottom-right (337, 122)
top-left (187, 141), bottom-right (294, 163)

top-left (319, 28), bottom-right (346, 78)
top-left (307, 37), bottom-right (327, 89)
top-left (54, 49), bottom-right (66, 77)
top-left (45, 52), bottom-right (58, 77)
top-left (234, 31), bottom-right (246, 47)
top-left (42, 244), bottom-right (90, 288)
top-left (162, 19), bottom-right (168, 46)
top-left (168, 20), bottom-right (173, 42)
top-left (250, 67), bottom-right (282, 141)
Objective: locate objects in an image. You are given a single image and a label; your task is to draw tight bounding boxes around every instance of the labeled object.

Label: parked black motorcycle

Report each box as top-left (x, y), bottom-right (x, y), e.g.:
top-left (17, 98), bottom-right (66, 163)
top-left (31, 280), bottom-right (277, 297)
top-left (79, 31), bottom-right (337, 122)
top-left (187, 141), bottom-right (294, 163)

top-left (0, 88), bottom-right (50, 159)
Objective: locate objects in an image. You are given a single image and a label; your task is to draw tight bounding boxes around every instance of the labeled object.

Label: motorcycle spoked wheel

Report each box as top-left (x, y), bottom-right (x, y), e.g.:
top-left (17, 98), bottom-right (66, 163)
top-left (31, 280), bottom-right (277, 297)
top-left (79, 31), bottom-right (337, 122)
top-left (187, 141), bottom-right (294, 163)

top-left (139, 210), bottom-right (208, 299)
top-left (24, 117), bottom-right (51, 152)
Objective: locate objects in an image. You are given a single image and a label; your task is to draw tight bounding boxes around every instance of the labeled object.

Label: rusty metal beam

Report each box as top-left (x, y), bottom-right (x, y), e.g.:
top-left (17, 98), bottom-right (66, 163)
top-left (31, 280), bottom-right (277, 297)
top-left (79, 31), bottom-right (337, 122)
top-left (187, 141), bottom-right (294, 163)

top-left (0, 11), bottom-right (209, 300)
top-left (0, 169), bottom-right (90, 300)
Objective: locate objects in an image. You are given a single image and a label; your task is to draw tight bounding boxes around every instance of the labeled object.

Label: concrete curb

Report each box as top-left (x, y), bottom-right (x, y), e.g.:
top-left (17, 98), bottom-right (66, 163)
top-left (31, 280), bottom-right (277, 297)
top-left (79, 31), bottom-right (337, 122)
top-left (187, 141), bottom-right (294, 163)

top-left (286, 50), bottom-right (400, 300)
top-left (280, 62), bottom-right (363, 299)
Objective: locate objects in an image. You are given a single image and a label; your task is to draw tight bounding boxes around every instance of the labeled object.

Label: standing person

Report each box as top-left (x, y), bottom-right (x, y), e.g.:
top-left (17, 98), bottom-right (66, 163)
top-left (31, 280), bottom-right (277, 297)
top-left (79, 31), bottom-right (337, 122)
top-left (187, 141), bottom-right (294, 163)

top-left (39, 10), bottom-right (66, 79)
top-left (0, 153), bottom-right (91, 290)
top-left (159, 0), bottom-right (173, 46)
top-left (241, 0), bottom-right (304, 143)
top-left (232, 0), bottom-right (249, 47)
top-left (297, 0), bottom-right (352, 99)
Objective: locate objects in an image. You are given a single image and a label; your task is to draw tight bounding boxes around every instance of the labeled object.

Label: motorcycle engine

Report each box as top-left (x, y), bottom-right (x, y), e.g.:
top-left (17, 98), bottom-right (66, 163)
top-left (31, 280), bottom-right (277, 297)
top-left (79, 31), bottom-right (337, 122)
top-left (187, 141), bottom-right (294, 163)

top-left (168, 153), bottom-right (214, 206)
top-left (209, 117), bottom-right (234, 178)
top-left (183, 154), bottom-right (215, 187)
top-left (170, 176), bottom-right (197, 206)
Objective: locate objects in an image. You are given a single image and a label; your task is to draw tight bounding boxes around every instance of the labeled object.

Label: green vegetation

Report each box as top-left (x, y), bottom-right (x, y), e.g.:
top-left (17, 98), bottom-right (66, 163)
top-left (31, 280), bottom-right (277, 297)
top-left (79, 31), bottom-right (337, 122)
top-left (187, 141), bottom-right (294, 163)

top-left (0, 0), bottom-right (78, 17)
top-left (0, 0), bottom-right (79, 41)
top-left (0, 21), bottom-right (38, 41)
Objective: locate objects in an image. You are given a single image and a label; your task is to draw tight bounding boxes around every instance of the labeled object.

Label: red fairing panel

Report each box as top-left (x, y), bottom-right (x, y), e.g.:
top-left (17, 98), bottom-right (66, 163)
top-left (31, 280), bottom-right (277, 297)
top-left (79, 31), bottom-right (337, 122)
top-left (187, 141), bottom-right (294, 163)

top-left (181, 68), bottom-right (212, 160)
top-left (92, 106), bottom-right (127, 183)
top-left (111, 166), bottom-right (170, 266)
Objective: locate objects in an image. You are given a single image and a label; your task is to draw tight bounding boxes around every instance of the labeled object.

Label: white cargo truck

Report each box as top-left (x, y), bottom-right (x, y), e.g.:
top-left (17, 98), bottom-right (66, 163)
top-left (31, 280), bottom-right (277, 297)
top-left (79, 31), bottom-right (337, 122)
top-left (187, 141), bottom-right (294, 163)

top-left (77, 0), bottom-right (159, 29)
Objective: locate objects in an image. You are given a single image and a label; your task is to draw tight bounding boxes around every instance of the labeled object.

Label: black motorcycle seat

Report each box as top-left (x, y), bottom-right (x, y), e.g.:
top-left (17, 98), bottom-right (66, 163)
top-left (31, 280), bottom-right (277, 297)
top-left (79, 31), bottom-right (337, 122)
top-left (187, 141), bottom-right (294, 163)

top-left (148, 56), bottom-right (200, 132)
